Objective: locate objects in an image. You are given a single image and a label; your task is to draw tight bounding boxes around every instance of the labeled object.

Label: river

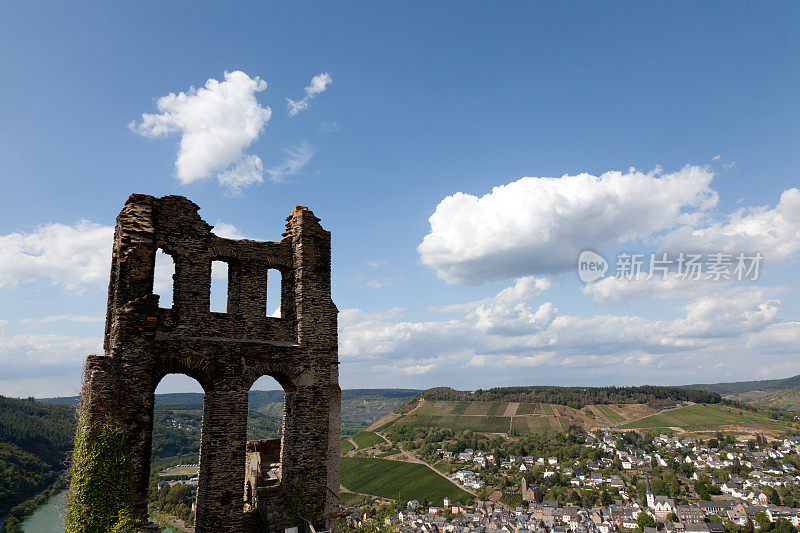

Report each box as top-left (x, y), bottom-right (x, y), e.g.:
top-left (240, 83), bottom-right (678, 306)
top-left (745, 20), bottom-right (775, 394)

top-left (19, 490), bottom-right (177, 532)
top-left (18, 490), bottom-right (66, 532)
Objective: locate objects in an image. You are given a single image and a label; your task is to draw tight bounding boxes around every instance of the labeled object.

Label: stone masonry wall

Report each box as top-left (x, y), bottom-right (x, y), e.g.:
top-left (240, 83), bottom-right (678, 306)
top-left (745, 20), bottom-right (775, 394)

top-left (68, 195), bottom-right (340, 533)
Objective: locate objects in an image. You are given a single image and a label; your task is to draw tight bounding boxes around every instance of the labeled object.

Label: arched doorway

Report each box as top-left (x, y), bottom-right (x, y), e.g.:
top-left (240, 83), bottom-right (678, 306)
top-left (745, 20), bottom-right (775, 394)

top-left (244, 375), bottom-right (285, 525)
top-left (150, 373), bottom-right (206, 528)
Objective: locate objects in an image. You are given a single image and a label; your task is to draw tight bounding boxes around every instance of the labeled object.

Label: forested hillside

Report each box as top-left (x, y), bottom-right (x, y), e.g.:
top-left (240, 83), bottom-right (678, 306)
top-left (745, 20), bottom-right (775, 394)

top-left (412, 385), bottom-right (720, 409)
top-left (27, 388), bottom-right (419, 466)
top-left (0, 396), bottom-right (75, 514)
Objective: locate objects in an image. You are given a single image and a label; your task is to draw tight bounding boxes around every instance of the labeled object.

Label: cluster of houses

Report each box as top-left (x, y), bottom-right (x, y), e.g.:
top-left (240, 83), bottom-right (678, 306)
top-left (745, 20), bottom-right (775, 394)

top-left (347, 433), bottom-right (800, 532)
top-left (455, 470), bottom-right (486, 489)
top-left (368, 480), bottom-right (800, 533)
top-left (166, 417), bottom-right (198, 431)
top-left (391, 498), bottom-right (619, 533)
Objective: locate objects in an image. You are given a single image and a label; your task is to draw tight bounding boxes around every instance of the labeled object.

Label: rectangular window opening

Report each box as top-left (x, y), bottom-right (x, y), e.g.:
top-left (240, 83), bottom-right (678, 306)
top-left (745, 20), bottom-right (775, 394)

top-left (210, 260), bottom-right (229, 313)
top-left (154, 249), bottom-right (175, 308)
top-left (266, 269), bottom-right (282, 318)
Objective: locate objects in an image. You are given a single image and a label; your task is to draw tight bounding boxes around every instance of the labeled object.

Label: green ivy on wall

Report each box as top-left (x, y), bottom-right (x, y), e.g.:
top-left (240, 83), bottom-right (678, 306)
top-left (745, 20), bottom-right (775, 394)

top-left (65, 412), bottom-right (144, 533)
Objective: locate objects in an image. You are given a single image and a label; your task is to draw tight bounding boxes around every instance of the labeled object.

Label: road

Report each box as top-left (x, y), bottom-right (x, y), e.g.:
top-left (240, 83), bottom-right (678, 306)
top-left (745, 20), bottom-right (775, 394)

top-left (373, 428), bottom-right (478, 498)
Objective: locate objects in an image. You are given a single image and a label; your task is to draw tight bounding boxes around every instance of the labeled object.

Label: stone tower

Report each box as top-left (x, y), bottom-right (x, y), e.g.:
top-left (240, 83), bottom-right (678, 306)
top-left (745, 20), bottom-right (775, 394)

top-left (68, 194), bottom-right (340, 532)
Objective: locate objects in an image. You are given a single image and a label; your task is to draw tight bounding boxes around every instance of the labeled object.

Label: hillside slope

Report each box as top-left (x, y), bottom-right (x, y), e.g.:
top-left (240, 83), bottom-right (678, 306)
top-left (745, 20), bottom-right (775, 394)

top-left (386, 386), bottom-right (800, 437)
top-left (685, 374), bottom-right (800, 412)
top-left (0, 396), bottom-right (75, 514)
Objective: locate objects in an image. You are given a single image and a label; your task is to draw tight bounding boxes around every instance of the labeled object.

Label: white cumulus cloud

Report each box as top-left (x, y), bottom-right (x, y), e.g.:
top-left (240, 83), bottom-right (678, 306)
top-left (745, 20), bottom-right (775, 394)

top-left (0, 220), bottom-right (114, 292)
top-left (0, 219), bottom-right (244, 293)
top-left (338, 276), bottom-right (796, 388)
top-left (287, 72), bottom-right (333, 116)
top-left (129, 70), bottom-right (271, 193)
top-left (211, 221), bottom-right (246, 240)
top-left (660, 187), bottom-right (800, 264)
top-left (583, 273), bottom-right (726, 306)
top-left (418, 165), bottom-right (718, 285)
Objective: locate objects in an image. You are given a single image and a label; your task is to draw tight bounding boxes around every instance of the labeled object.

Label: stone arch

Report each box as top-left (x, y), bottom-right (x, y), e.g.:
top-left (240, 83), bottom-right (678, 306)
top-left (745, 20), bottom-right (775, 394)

top-left (244, 374), bottom-right (286, 527)
top-left (151, 373), bottom-right (205, 463)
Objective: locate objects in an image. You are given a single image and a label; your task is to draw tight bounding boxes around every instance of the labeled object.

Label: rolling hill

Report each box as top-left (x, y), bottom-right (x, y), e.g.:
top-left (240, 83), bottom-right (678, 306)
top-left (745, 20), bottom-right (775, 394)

top-left (379, 397), bottom-right (661, 434)
top-left (685, 374), bottom-right (800, 412)
top-left (616, 403), bottom-right (794, 434)
top-left (376, 385), bottom-right (800, 437)
top-left (40, 388), bottom-right (417, 429)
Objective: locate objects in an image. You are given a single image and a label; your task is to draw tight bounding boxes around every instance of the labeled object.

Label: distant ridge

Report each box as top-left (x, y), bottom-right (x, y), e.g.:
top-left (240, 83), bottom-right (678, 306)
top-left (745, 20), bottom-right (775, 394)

top-left (38, 388), bottom-right (418, 407)
top-left (684, 374), bottom-right (800, 395)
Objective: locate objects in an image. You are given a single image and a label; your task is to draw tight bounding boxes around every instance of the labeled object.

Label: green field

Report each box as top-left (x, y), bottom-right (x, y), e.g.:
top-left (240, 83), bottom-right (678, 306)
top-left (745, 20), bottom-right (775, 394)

top-left (511, 416), bottom-right (564, 433)
top-left (415, 401), bottom-right (506, 416)
top-left (408, 414), bottom-right (511, 433)
top-left (500, 492), bottom-right (522, 508)
top-left (352, 430), bottom-right (384, 448)
top-left (373, 416), bottom-right (400, 432)
top-left (516, 403), bottom-right (548, 415)
top-left (595, 404), bottom-right (625, 423)
top-left (402, 400), bottom-right (584, 434)
top-left (341, 439), bottom-right (355, 453)
top-left (340, 457), bottom-right (473, 504)
top-left (618, 403), bottom-right (786, 432)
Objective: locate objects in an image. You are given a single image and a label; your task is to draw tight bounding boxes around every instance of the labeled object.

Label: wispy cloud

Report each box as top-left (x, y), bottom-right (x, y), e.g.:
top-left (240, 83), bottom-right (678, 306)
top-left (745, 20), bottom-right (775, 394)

top-left (267, 141), bottom-right (314, 183)
top-left (287, 72), bottom-right (333, 116)
top-left (20, 314), bottom-right (104, 325)
top-left (366, 276), bottom-right (397, 289)
top-left (319, 121), bottom-right (340, 133)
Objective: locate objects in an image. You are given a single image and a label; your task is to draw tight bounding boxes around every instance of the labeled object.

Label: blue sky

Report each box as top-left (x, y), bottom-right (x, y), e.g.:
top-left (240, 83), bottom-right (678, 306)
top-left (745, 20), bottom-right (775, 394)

top-left (1, 2), bottom-right (799, 397)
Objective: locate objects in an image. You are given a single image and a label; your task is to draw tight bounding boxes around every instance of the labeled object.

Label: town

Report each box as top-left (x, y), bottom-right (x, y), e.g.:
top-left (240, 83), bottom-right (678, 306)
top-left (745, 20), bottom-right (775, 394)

top-left (345, 429), bottom-right (800, 533)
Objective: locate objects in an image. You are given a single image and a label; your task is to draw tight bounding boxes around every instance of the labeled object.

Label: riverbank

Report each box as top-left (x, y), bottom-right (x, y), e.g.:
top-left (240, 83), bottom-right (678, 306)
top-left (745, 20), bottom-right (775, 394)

top-left (17, 489), bottom-right (67, 532)
top-left (2, 478), bottom-right (69, 532)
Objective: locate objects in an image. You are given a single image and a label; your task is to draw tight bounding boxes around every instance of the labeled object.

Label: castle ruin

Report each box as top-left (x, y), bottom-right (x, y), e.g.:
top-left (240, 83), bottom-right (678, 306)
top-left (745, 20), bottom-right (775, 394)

top-left (68, 194), bottom-right (340, 532)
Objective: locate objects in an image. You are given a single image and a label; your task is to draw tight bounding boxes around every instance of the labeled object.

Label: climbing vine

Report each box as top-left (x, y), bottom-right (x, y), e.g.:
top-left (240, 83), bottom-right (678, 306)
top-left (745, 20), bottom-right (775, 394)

top-left (65, 411), bottom-right (144, 533)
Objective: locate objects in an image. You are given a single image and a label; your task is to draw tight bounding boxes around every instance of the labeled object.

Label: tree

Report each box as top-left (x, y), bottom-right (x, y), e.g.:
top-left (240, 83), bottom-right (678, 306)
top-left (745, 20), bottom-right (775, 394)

top-left (774, 519), bottom-right (794, 533)
top-left (5, 516), bottom-right (21, 533)
top-left (638, 513), bottom-right (656, 531)
top-left (766, 486), bottom-right (782, 506)
top-left (754, 512), bottom-right (772, 531)
top-left (666, 512), bottom-right (678, 523)
top-left (694, 479), bottom-right (710, 501)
